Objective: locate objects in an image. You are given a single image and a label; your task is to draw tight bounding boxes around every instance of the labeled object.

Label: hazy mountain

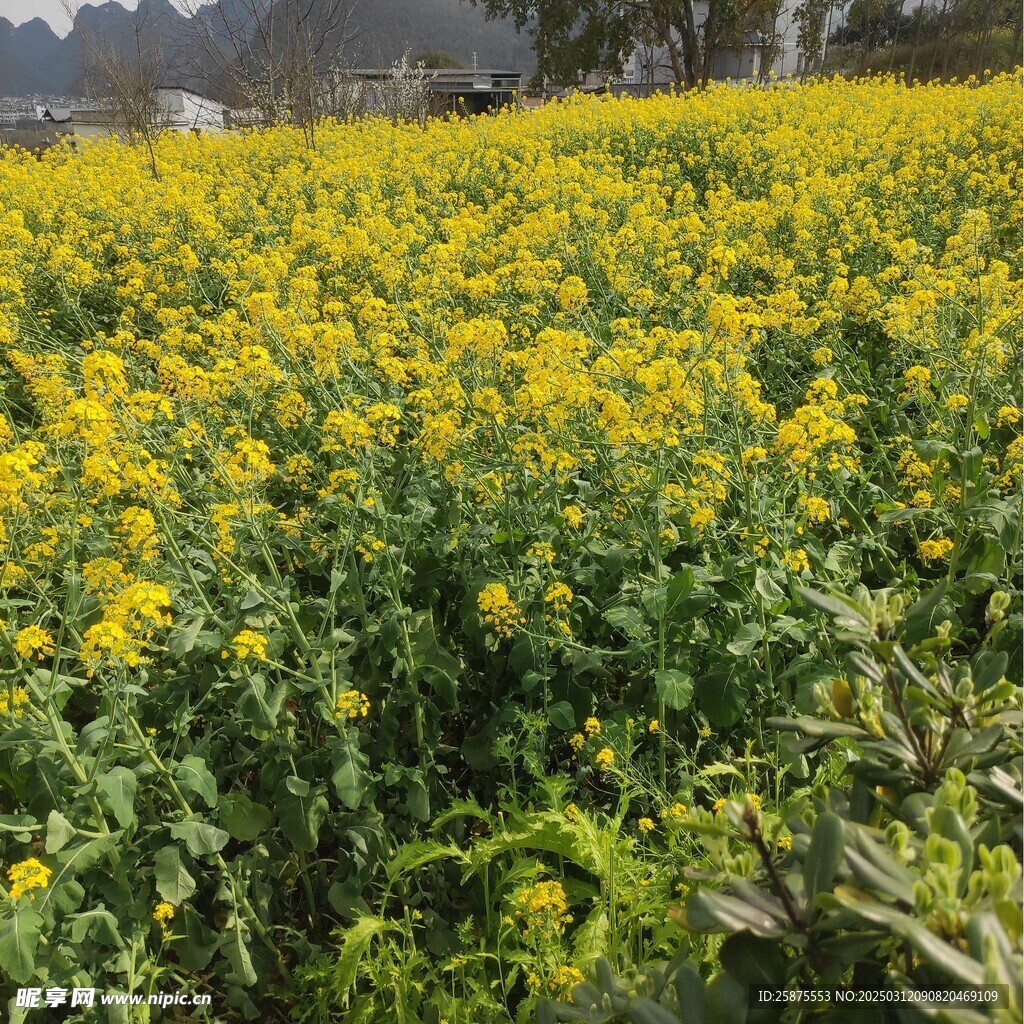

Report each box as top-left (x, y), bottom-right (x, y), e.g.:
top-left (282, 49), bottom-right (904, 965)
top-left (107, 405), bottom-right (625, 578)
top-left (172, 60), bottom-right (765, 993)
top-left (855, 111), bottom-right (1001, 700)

top-left (0, 0), bottom-right (536, 97)
top-left (0, 17), bottom-right (68, 93)
top-left (347, 0), bottom-right (536, 70)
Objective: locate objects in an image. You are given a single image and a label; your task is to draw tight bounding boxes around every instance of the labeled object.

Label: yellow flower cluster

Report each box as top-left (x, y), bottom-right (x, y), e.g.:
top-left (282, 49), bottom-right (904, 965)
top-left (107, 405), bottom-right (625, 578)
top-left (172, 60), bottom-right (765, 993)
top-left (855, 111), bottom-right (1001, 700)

top-left (660, 802), bottom-right (688, 820)
top-left (13, 625), bottom-right (54, 661)
top-left (544, 582), bottom-right (573, 611)
top-left (0, 74), bottom-right (1015, 719)
top-left (335, 689), bottom-right (370, 720)
top-left (0, 686), bottom-right (29, 717)
top-left (919, 537), bottom-right (955, 562)
top-left (7, 857), bottom-right (52, 900)
top-left (152, 901), bottom-right (175, 932)
top-left (477, 583), bottom-right (525, 638)
top-left (508, 879), bottom-right (571, 939)
top-left (224, 629), bottom-right (268, 661)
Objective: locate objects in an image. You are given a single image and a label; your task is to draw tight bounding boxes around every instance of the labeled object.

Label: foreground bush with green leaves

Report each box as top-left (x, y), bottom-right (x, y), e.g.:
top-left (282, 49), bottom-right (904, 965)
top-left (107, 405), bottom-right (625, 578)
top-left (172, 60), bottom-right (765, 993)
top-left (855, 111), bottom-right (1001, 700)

top-left (543, 584), bottom-right (1021, 1024)
top-left (0, 74), bottom-right (1020, 1021)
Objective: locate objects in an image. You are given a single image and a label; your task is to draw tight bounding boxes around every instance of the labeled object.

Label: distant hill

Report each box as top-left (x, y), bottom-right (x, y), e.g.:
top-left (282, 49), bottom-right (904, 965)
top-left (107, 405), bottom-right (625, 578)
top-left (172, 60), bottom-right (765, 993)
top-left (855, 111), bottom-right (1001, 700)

top-left (348, 0), bottom-right (536, 71)
top-left (0, 17), bottom-right (68, 94)
top-left (0, 0), bottom-right (536, 98)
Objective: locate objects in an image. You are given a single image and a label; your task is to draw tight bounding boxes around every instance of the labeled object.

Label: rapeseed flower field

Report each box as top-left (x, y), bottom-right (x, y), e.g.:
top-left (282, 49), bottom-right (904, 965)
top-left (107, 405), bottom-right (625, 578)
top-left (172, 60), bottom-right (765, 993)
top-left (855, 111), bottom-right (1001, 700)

top-left (0, 74), bottom-right (1020, 1021)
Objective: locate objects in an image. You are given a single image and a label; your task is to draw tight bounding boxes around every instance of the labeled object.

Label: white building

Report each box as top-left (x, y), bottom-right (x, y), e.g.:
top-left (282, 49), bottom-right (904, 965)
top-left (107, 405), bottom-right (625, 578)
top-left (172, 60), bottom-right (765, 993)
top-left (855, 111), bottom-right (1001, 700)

top-left (153, 87), bottom-right (226, 133)
top-left (46, 88), bottom-right (226, 140)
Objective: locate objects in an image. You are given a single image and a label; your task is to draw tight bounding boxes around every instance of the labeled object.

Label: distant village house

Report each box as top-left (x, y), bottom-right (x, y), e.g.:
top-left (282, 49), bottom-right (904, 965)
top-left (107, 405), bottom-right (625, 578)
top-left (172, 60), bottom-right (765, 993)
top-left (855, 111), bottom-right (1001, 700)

top-left (3, 87), bottom-right (226, 150)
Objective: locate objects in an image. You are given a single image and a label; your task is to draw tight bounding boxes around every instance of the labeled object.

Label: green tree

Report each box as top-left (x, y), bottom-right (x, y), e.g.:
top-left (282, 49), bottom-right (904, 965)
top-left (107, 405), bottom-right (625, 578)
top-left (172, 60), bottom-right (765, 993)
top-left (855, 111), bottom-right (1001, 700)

top-left (467, 0), bottom-right (829, 90)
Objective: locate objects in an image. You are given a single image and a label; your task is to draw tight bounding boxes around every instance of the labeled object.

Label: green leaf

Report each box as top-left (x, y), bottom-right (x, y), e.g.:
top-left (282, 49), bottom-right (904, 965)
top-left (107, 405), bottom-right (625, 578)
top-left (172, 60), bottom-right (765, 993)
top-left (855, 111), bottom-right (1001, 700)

top-left (930, 806), bottom-right (974, 878)
top-left (508, 635), bottom-right (538, 680)
top-left (168, 615), bottom-right (206, 658)
top-left (174, 905), bottom-right (217, 971)
top-left (276, 780), bottom-right (329, 852)
top-left (154, 845), bottom-right (196, 902)
top-left (803, 812), bottom-right (845, 902)
top-left (406, 608), bottom-right (463, 709)
top-left (68, 907), bottom-right (124, 948)
top-left (219, 793), bottom-right (272, 842)
top-left (96, 767), bottom-right (137, 829)
top-left (704, 971), bottom-right (748, 1024)
top-left (32, 839), bottom-right (115, 921)
top-left (842, 828), bottom-right (917, 902)
top-left (754, 567), bottom-right (785, 604)
top-left (627, 998), bottom-right (679, 1024)
top-left (0, 903), bottom-right (43, 984)
top-left (640, 584), bottom-right (668, 620)
top-left (727, 622), bottom-right (764, 657)
top-left (36, 834), bottom-right (121, 916)
top-left (330, 730), bottom-right (369, 810)
top-left (665, 567), bottom-right (696, 615)
top-left (172, 755), bottom-right (219, 809)
top-left (169, 820), bottom-right (229, 856)
top-left (696, 667), bottom-right (748, 727)
top-left (45, 810), bottom-right (76, 854)
top-left (831, 896), bottom-right (985, 986)
top-left (219, 916), bottom-right (258, 986)
top-left (547, 701), bottom-right (576, 731)
top-left (603, 604), bottom-right (648, 640)
top-left (0, 815), bottom-right (35, 843)
top-left (674, 962), bottom-right (706, 1024)
top-left (901, 579), bottom-right (950, 642)
top-left (333, 915), bottom-right (393, 998)
top-left (683, 890), bottom-right (785, 938)
top-left (796, 586), bottom-right (869, 626)
top-left (237, 672), bottom-right (281, 736)
top-left (656, 669), bottom-right (694, 710)
top-left (719, 932), bottom-right (786, 987)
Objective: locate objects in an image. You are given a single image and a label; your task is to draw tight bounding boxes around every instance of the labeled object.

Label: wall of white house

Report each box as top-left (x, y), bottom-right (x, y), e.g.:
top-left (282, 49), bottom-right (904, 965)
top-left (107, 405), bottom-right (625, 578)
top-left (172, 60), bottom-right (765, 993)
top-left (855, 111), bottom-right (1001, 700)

top-left (155, 90), bottom-right (226, 133)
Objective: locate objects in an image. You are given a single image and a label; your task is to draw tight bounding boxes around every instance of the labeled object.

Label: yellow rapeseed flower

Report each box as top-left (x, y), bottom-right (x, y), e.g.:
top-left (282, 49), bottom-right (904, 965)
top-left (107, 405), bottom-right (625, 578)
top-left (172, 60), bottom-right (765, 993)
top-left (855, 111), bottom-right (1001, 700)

top-left (224, 629), bottom-right (268, 661)
top-left (335, 689), bottom-right (370, 720)
top-left (7, 857), bottom-right (52, 900)
top-left (13, 625), bottom-right (54, 660)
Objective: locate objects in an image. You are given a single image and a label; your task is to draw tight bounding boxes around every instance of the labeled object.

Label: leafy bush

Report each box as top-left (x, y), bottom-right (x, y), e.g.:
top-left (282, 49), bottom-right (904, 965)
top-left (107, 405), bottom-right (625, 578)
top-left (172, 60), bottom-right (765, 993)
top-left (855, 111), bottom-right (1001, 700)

top-left (543, 583), bottom-right (1022, 1022)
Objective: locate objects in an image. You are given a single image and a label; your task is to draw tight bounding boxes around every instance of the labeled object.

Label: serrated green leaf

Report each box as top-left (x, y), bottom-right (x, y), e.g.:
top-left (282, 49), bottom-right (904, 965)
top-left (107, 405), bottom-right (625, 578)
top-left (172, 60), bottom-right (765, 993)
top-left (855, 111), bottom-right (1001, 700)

top-left (333, 915), bottom-right (392, 999)
top-left (656, 669), bottom-right (694, 710)
top-left (169, 820), bottom-right (229, 856)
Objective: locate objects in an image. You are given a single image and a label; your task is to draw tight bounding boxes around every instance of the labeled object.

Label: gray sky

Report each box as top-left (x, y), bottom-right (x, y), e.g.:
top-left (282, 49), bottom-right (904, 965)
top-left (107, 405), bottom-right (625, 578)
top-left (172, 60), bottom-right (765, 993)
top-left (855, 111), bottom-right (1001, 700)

top-left (0, 1), bottom-right (125, 36)
top-left (0, 1), bottom-right (187, 37)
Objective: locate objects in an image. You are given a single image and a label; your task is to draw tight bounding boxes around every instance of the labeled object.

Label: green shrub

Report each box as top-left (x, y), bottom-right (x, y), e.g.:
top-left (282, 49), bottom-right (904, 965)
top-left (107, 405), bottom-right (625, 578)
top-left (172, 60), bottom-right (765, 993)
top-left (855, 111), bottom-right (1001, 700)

top-left (542, 584), bottom-right (1022, 1023)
